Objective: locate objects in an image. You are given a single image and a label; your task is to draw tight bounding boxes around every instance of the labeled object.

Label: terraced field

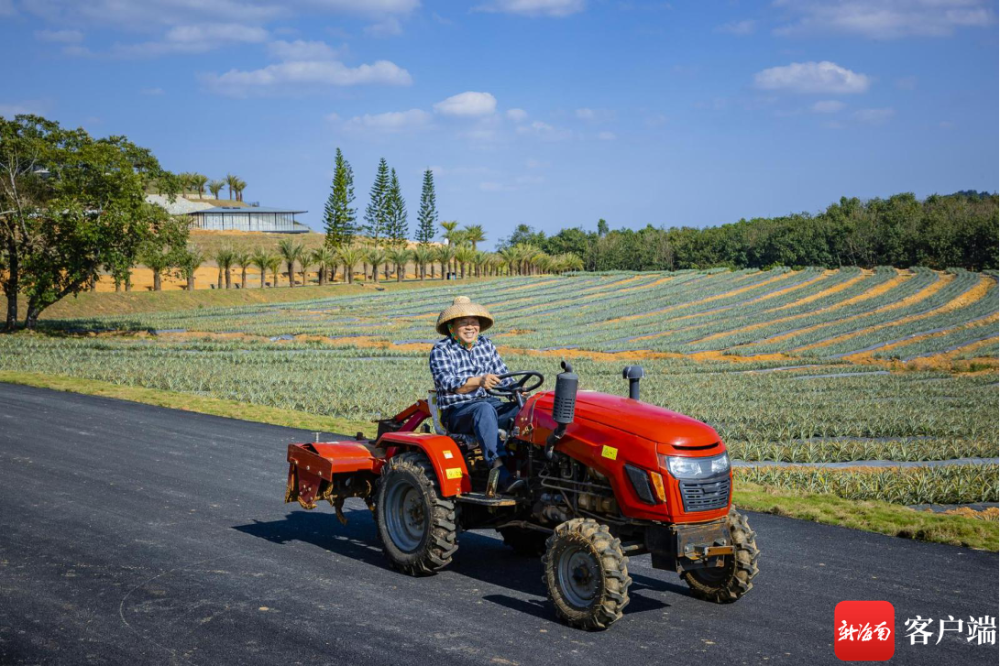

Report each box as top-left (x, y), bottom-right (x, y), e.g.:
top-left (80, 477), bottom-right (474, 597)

top-left (2, 267), bottom-right (997, 516)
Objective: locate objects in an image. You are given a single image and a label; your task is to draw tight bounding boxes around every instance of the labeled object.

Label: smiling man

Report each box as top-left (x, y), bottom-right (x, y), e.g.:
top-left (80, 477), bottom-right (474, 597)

top-left (429, 296), bottom-right (520, 486)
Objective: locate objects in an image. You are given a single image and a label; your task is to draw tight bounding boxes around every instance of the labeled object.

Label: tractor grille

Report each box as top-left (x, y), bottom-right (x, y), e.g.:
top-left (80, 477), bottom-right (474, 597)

top-left (679, 475), bottom-right (730, 513)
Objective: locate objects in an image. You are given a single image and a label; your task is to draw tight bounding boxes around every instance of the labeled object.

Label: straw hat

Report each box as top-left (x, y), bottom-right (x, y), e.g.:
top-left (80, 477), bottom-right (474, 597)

top-left (436, 296), bottom-right (494, 336)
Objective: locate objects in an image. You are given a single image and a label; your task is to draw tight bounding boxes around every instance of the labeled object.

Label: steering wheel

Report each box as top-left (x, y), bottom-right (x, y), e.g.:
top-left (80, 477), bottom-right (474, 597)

top-left (485, 371), bottom-right (544, 397)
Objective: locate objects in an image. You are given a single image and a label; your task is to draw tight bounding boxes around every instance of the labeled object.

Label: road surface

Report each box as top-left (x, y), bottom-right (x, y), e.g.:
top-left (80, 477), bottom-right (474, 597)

top-left (1, 383), bottom-right (996, 665)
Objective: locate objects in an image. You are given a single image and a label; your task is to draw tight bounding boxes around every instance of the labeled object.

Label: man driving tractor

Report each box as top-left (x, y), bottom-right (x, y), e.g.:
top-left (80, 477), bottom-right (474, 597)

top-left (429, 296), bottom-right (520, 492)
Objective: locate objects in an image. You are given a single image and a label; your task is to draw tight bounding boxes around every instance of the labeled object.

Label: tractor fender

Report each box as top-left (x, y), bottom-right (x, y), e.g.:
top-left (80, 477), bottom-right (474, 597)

top-left (379, 432), bottom-right (472, 497)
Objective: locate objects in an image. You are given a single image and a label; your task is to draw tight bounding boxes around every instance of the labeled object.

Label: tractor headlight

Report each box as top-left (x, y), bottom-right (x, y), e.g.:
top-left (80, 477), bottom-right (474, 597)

top-left (662, 453), bottom-right (730, 480)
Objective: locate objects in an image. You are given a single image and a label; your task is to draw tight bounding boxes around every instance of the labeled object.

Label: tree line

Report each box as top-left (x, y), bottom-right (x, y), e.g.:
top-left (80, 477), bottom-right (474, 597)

top-left (501, 192), bottom-right (998, 272)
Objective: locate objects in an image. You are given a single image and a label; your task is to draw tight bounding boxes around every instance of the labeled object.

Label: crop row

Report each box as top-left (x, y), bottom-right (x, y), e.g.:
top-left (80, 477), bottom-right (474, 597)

top-left (733, 465), bottom-right (999, 505)
top-left (2, 335), bottom-right (995, 446)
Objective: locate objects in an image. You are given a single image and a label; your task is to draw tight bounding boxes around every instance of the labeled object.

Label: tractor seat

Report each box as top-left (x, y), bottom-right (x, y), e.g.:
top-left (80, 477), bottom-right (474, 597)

top-left (427, 390), bottom-right (506, 451)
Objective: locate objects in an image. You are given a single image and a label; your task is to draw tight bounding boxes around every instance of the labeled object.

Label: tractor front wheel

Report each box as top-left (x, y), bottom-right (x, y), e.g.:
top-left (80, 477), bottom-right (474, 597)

top-left (376, 451), bottom-right (459, 576)
top-left (542, 518), bottom-right (631, 631)
top-left (682, 507), bottom-right (760, 603)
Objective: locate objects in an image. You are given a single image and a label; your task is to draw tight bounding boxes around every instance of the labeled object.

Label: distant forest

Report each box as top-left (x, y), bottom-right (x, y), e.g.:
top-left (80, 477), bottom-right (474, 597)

top-left (501, 192), bottom-right (998, 272)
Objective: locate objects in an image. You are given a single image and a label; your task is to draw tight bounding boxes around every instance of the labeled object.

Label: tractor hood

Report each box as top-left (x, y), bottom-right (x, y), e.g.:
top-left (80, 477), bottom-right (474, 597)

top-left (532, 390), bottom-right (721, 449)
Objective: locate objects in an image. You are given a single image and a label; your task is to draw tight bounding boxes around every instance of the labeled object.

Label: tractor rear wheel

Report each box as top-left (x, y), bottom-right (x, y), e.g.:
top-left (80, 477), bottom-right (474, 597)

top-left (376, 451), bottom-right (459, 576)
top-left (542, 518), bottom-right (631, 631)
top-left (499, 526), bottom-right (549, 557)
top-left (682, 507), bottom-right (759, 603)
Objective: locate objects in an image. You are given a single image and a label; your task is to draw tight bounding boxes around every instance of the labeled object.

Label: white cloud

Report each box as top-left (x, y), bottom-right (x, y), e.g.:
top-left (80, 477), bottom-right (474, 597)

top-left (515, 174), bottom-right (544, 184)
top-left (0, 101), bottom-right (48, 117)
top-left (115, 23), bottom-right (268, 56)
top-left (773, 0), bottom-right (995, 39)
top-left (753, 61), bottom-right (871, 94)
top-left (35, 29), bottom-right (84, 43)
top-left (597, 131), bottom-right (616, 140)
top-left (479, 181), bottom-right (515, 192)
top-left (506, 108), bottom-right (528, 122)
top-left (23, 1), bottom-right (420, 30)
top-left (895, 75), bottom-right (917, 90)
top-left (475, 0), bottom-right (585, 17)
top-left (141, 87), bottom-right (166, 96)
top-left (516, 120), bottom-right (572, 141)
top-left (204, 59), bottom-right (412, 96)
top-left (364, 16), bottom-right (403, 36)
top-left (854, 107), bottom-right (895, 124)
top-left (525, 158), bottom-right (548, 169)
top-left (346, 109), bottom-right (431, 132)
top-left (811, 100), bottom-right (845, 113)
top-left (575, 107), bottom-right (615, 122)
top-left (644, 113), bottom-right (668, 127)
top-left (433, 91), bottom-right (497, 117)
top-left (267, 39), bottom-right (342, 61)
top-left (716, 19), bottom-right (756, 34)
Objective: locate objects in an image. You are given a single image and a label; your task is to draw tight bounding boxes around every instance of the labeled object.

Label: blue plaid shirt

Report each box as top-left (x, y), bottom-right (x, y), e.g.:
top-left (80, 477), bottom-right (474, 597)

top-left (429, 335), bottom-right (511, 409)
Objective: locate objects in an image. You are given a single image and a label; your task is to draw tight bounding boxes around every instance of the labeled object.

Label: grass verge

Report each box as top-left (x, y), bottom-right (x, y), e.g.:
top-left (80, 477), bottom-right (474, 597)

top-left (2, 371), bottom-right (994, 551)
top-left (734, 481), bottom-right (998, 551)
top-left (0, 371), bottom-right (375, 438)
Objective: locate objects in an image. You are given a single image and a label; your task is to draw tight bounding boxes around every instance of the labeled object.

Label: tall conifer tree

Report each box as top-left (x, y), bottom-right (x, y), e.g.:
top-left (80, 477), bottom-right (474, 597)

top-left (323, 148), bottom-right (356, 248)
top-left (416, 168), bottom-right (437, 245)
top-left (364, 158), bottom-right (390, 244)
top-left (386, 168), bottom-right (408, 245)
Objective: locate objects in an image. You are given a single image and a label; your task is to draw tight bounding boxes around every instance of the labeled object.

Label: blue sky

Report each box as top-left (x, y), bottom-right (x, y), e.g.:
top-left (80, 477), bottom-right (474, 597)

top-left (2, 0), bottom-right (997, 248)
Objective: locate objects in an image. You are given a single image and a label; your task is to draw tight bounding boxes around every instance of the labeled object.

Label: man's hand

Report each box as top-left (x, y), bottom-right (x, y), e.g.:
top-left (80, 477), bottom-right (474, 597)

top-left (480, 374), bottom-right (502, 390)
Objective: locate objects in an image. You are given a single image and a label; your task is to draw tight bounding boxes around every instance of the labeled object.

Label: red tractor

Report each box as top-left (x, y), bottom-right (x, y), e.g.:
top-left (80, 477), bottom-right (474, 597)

top-left (285, 362), bottom-right (759, 630)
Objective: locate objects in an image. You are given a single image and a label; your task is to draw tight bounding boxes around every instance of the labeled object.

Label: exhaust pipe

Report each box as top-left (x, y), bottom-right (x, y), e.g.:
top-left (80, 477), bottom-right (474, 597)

top-left (623, 365), bottom-right (644, 400)
top-left (545, 361), bottom-right (578, 459)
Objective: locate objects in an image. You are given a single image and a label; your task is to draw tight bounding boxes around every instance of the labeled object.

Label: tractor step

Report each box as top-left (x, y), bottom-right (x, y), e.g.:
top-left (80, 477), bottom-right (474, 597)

top-left (456, 492), bottom-right (518, 507)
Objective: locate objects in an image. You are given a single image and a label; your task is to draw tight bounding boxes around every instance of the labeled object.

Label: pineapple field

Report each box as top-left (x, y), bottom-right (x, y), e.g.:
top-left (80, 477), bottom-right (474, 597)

top-left (2, 267), bottom-right (996, 518)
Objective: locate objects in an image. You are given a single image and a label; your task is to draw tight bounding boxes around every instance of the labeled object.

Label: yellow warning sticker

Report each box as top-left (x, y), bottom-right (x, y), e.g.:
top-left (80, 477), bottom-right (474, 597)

top-left (443, 450), bottom-right (454, 459)
top-left (601, 445), bottom-right (618, 460)
top-left (445, 468), bottom-right (463, 479)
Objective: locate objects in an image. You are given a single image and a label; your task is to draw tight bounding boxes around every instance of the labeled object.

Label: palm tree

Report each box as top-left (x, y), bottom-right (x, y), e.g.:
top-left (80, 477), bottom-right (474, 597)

top-left (472, 250), bottom-right (488, 278)
top-left (454, 245), bottom-right (475, 279)
top-left (141, 247), bottom-right (173, 291)
top-left (277, 239), bottom-right (304, 287)
top-left (499, 247), bottom-right (519, 276)
top-left (464, 224), bottom-right (486, 250)
top-left (411, 246), bottom-right (433, 281)
top-left (193, 174), bottom-right (208, 199)
top-left (214, 247), bottom-right (235, 289)
top-left (310, 247), bottom-right (335, 286)
top-left (365, 247), bottom-right (387, 283)
top-left (208, 180), bottom-right (224, 199)
top-left (225, 173), bottom-right (239, 201)
top-left (177, 249), bottom-right (204, 290)
top-left (234, 177), bottom-right (247, 202)
top-left (250, 248), bottom-right (270, 288)
top-left (336, 244), bottom-right (363, 284)
top-left (386, 247), bottom-right (411, 282)
top-left (267, 256), bottom-right (282, 287)
top-left (298, 253), bottom-right (312, 286)
top-left (435, 245), bottom-right (454, 280)
top-left (440, 220), bottom-right (459, 246)
top-left (233, 250), bottom-right (252, 289)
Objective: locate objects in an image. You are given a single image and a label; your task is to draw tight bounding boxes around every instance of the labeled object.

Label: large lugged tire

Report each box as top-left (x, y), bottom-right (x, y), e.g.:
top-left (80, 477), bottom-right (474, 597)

top-left (375, 451), bottom-right (458, 576)
top-left (499, 526), bottom-right (549, 557)
top-left (542, 518), bottom-right (631, 631)
top-left (682, 507), bottom-right (759, 603)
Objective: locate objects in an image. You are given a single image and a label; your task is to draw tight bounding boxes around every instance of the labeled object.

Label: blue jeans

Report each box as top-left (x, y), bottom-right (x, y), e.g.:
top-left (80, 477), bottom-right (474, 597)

top-left (443, 398), bottom-right (521, 463)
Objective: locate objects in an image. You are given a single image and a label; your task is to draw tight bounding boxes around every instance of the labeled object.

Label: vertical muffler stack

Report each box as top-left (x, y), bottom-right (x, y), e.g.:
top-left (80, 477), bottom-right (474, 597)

top-left (623, 365), bottom-right (644, 400)
top-left (546, 361), bottom-right (578, 459)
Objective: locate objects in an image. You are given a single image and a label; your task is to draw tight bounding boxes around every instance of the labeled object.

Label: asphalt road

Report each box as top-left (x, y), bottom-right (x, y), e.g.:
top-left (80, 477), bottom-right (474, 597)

top-left (1, 383), bottom-right (997, 666)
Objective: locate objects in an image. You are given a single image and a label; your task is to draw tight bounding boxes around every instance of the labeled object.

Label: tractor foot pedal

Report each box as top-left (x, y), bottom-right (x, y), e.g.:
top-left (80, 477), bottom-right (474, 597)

top-left (456, 492), bottom-right (518, 507)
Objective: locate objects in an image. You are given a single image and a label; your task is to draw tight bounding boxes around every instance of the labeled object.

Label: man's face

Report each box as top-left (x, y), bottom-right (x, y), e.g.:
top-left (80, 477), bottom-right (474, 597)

top-left (452, 316), bottom-right (480, 344)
